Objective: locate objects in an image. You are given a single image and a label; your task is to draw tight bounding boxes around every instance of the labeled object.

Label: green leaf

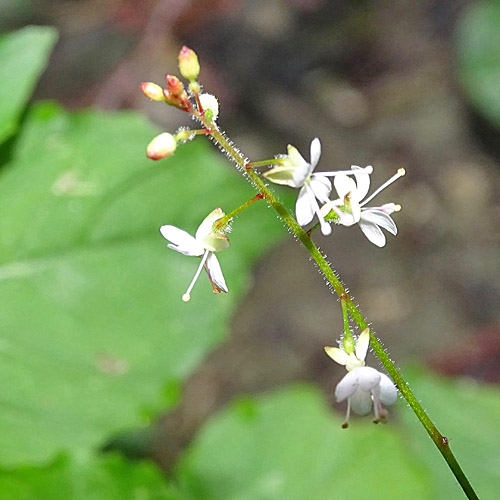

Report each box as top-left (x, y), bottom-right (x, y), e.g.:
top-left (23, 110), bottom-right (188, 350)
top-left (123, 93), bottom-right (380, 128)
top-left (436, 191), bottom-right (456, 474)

top-left (176, 385), bottom-right (434, 500)
top-left (0, 102), bottom-right (292, 466)
top-left (0, 26), bottom-right (58, 145)
top-left (400, 369), bottom-right (500, 500)
top-left (0, 454), bottom-right (184, 500)
top-left (456, 0), bottom-right (500, 128)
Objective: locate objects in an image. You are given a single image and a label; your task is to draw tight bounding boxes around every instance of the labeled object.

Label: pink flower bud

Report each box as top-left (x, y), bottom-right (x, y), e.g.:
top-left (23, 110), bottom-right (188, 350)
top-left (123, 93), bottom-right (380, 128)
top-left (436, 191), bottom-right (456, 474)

top-left (164, 75), bottom-right (192, 111)
top-left (140, 82), bottom-right (165, 101)
top-left (146, 133), bottom-right (177, 161)
top-left (178, 46), bottom-right (200, 81)
top-left (165, 75), bottom-right (185, 97)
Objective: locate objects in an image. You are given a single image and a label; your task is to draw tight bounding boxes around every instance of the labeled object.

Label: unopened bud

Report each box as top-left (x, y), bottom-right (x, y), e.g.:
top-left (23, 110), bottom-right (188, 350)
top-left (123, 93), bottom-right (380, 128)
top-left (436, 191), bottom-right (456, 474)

top-left (140, 82), bottom-right (166, 101)
top-left (164, 75), bottom-right (191, 111)
top-left (178, 46), bottom-right (200, 81)
top-left (165, 75), bottom-right (185, 98)
top-left (146, 133), bottom-right (177, 161)
top-left (199, 93), bottom-right (219, 121)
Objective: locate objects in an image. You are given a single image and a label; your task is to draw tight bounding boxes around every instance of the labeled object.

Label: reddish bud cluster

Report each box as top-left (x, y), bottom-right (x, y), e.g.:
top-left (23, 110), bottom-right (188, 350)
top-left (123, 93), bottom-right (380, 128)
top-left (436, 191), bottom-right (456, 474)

top-left (163, 75), bottom-right (192, 111)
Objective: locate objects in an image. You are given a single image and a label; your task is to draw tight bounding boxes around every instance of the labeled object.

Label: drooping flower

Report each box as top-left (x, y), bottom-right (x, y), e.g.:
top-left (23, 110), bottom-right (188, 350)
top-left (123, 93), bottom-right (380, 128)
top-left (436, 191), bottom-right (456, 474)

top-left (325, 329), bottom-right (398, 427)
top-left (321, 167), bottom-right (405, 247)
top-left (262, 138), bottom-right (372, 236)
top-left (160, 208), bottom-right (229, 301)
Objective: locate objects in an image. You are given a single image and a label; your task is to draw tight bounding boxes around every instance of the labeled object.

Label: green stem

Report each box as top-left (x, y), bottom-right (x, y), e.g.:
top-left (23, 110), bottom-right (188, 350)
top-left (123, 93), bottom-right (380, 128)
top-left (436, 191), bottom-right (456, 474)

top-left (193, 112), bottom-right (478, 500)
top-left (213, 194), bottom-right (264, 231)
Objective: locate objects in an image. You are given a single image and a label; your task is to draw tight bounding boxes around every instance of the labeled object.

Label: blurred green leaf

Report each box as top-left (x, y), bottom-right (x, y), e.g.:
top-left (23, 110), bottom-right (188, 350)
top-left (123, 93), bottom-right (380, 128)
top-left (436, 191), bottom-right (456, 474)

top-left (0, 26), bottom-right (58, 145)
top-left (457, 0), bottom-right (500, 128)
top-left (0, 454), bottom-right (184, 500)
top-left (0, 101), bottom-right (292, 466)
top-left (176, 385), bottom-right (434, 500)
top-left (401, 369), bottom-right (500, 500)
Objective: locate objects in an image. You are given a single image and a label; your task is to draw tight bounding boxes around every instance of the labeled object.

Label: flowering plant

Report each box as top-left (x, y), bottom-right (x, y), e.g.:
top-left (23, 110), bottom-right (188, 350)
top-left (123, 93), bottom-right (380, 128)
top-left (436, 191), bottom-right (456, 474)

top-left (140, 46), bottom-right (478, 499)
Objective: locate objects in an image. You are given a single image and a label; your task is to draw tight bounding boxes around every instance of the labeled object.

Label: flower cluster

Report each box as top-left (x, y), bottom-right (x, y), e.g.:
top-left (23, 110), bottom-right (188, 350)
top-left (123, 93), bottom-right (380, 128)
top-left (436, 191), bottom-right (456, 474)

top-left (140, 46), bottom-right (400, 425)
top-left (325, 329), bottom-right (398, 427)
top-left (263, 138), bottom-right (405, 246)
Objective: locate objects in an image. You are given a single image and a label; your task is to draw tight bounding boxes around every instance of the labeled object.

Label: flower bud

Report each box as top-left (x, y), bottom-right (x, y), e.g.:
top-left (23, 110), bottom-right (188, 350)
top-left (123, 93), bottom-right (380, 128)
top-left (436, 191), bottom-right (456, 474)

top-left (164, 75), bottom-right (192, 111)
top-left (199, 93), bottom-right (219, 121)
top-left (140, 82), bottom-right (166, 101)
top-left (165, 75), bottom-right (185, 97)
top-left (146, 133), bottom-right (177, 161)
top-left (178, 46), bottom-right (200, 81)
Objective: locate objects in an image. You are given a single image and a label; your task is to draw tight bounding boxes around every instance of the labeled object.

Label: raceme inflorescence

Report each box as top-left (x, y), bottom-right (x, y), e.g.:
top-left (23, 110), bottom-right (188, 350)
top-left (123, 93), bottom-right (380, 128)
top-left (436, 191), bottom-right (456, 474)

top-left (139, 46), bottom-right (478, 499)
top-left (140, 45), bottom-right (401, 425)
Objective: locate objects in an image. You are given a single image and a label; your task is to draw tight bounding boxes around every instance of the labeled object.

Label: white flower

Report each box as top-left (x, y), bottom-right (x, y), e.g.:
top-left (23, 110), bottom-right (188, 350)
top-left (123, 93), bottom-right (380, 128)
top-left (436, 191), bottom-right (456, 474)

top-left (335, 366), bottom-right (398, 426)
top-left (325, 329), bottom-right (398, 426)
top-left (262, 138), bottom-right (372, 236)
top-left (322, 167), bottom-right (405, 247)
top-left (160, 208), bottom-right (229, 301)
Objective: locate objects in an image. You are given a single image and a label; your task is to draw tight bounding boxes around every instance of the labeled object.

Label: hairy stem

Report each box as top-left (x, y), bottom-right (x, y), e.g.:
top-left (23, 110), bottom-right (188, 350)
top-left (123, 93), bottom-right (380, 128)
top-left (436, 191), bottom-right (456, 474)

top-left (193, 112), bottom-right (478, 500)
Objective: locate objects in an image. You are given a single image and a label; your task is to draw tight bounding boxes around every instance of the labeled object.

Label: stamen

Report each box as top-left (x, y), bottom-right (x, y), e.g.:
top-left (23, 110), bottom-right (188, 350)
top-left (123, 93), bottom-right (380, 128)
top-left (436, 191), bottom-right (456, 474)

top-left (372, 393), bottom-right (386, 424)
top-left (342, 397), bottom-right (352, 429)
top-left (319, 165), bottom-right (373, 177)
top-left (361, 168), bottom-right (405, 207)
top-left (182, 250), bottom-right (210, 302)
top-left (305, 184), bottom-right (331, 235)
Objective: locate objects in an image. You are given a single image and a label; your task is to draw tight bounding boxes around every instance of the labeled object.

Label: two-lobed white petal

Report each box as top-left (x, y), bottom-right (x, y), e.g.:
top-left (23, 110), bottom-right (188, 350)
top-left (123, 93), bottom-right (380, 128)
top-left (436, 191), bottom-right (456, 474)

top-left (334, 174), bottom-right (357, 201)
top-left (374, 373), bottom-right (398, 406)
top-left (351, 165), bottom-right (371, 201)
top-left (289, 137), bottom-right (321, 187)
top-left (309, 175), bottom-right (332, 203)
top-left (350, 387), bottom-right (374, 416)
top-left (206, 252), bottom-right (228, 292)
top-left (361, 209), bottom-right (397, 234)
top-left (335, 369), bottom-right (359, 402)
top-left (358, 209), bottom-right (398, 247)
top-left (309, 137), bottom-right (322, 171)
top-left (160, 225), bottom-right (205, 256)
top-left (295, 173), bottom-right (332, 228)
top-left (295, 187), bottom-right (315, 226)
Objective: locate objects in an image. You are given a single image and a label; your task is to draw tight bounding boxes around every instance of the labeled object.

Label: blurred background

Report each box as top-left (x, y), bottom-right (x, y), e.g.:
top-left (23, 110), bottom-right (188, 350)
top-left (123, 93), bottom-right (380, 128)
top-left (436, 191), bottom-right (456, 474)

top-left (1, 0), bottom-right (499, 495)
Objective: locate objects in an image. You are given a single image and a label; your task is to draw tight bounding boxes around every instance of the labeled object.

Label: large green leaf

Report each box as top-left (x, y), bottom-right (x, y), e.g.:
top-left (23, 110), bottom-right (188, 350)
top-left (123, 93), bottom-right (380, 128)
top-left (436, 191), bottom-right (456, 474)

top-left (400, 369), bottom-right (500, 500)
top-left (0, 26), bottom-right (58, 145)
top-left (0, 454), bottom-right (184, 500)
top-left (456, 0), bottom-right (500, 129)
top-left (176, 385), bottom-right (434, 500)
top-left (0, 101), bottom-right (291, 465)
